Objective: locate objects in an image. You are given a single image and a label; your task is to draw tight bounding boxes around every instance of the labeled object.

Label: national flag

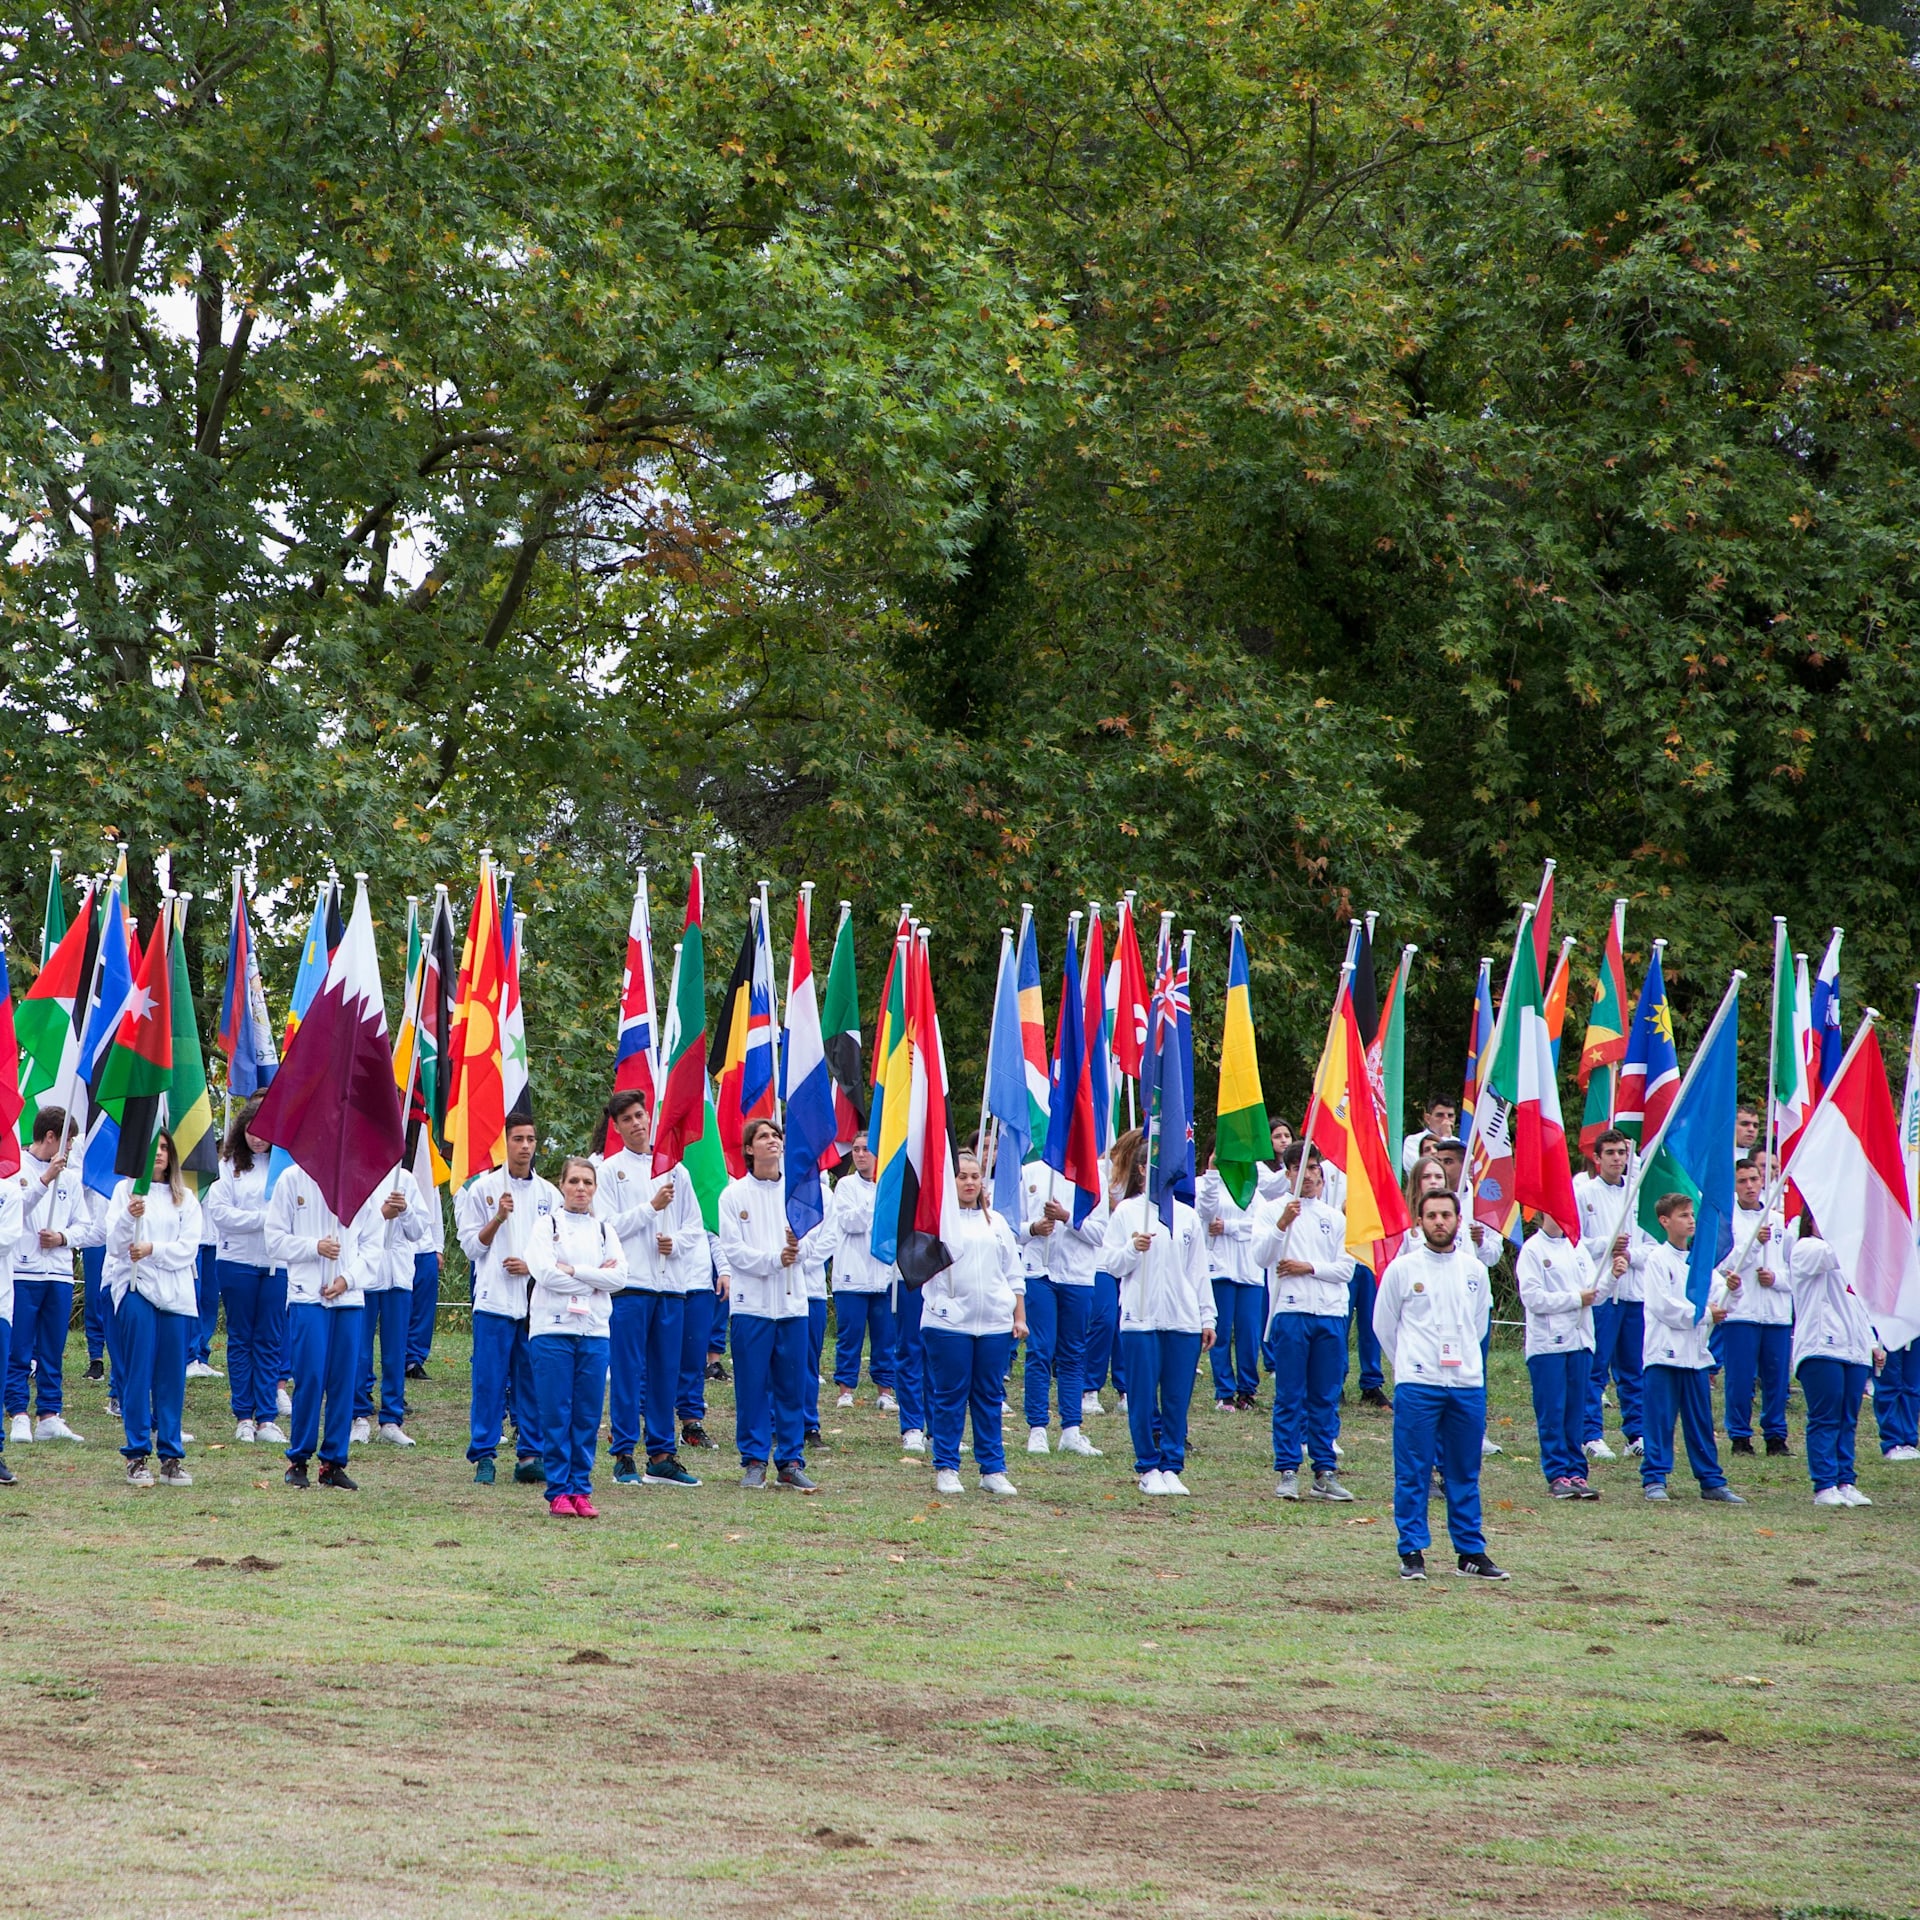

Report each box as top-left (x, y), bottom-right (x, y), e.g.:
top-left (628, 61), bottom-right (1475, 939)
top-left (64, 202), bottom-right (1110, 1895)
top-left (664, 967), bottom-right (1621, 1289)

top-left (1899, 988), bottom-right (1920, 1227)
top-left (1462, 959), bottom-right (1494, 1138)
top-left (1530, 859), bottom-right (1556, 984)
top-left (1042, 915), bottom-right (1102, 1224)
top-left (1083, 905), bottom-right (1112, 1155)
top-left (163, 900), bottom-right (219, 1182)
top-left (95, 899), bottom-right (174, 1188)
top-left (710, 911), bottom-right (758, 1178)
top-left (1579, 1068), bottom-right (1614, 1166)
top-left (867, 928), bottom-right (909, 1178)
top-left (18, 880), bottom-right (94, 1136)
top-left (1770, 921), bottom-right (1808, 1151)
top-left (1351, 918), bottom-right (1381, 1051)
top-left (1786, 1018), bottom-right (1920, 1352)
top-left (882, 932), bottom-right (961, 1284)
top-left (1110, 895), bottom-right (1150, 1082)
top-left (1630, 973), bottom-right (1741, 1322)
top-left (393, 895), bottom-right (450, 1196)
top-left (1485, 927), bottom-right (1580, 1238)
top-left (1809, 929), bottom-right (1844, 1103)
top-left (780, 888), bottom-right (837, 1236)
top-left (1579, 899), bottom-right (1630, 1091)
top-left (601, 868), bottom-right (660, 1155)
top-left (1015, 906), bottom-right (1050, 1148)
top-left (1544, 935), bottom-right (1576, 1070)
top-left (744, 886), bottom-right (779, 1128)
top-left (445, 857), bottom-right (508, 1188)
top-left (0, 944), bottom-right (23, 1176)
top-left (414, 887), bottom-right (457, 1180)
top-left (1214, 920), bottom-right (1273, 1209)
top-left (985, 927), bottom-right (1032, 1216)
top-left (1154, 915), bottom-right (1196, 1201)
top-left (283, 886), bottom-right (334, 1049)
top-left (77, 879), bottom-right (135, 1196)
top-left (1140, 937), bottom-right (1191, 1228)
top-left (1301, 969), bottom-right (1410, 1259)
top-left (1462, 928), bottom-right (1523, 1245)
top-left (36, 851), bottom-right (67, 967)
top-left (1615, 944), bottom-right (1678, 1146)
top-left (499, 874), bottom-right (531, 1126)
top-left (217, 874), bottom-right (279, 1101)
top-left (1375, 943), bottom-right (1413, 1168)
top-left (870, 905), bottom-right (910, 1094)
top-left (251, 878), bottom-right (406, 1225)
top-left (653, 865), bottom-right (712, 1180)
top-left (821, 901), bottom-right (866, 1155)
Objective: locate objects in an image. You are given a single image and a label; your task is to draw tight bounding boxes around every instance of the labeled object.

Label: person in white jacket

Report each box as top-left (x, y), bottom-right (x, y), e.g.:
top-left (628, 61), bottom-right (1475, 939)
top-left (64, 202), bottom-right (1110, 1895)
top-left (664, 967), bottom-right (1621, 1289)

top-left (8, 1107), bottom-right (100, 1444)
top-left (717, 1119), bottom-right (816, 1491)
top-left (455, 1117), bottom-right (560, 1486)
top-left (0, 1152), bottom-right (24, 1483)
top-left (921, 1149), bottom-right (1026, 1496)
top-left (1639, 1194), bottom-right (1743, 1505)
top-left (1196, 1154), bottom-right (1264, 1414)
top-left (827, 1147), bottom-right (899, 1413)
top-left (266, 1158), bottom-right (369, 1490)
top-left (206, 1109), bottom-right (287, 1444)
top-left (352, 1168), bottom-right (429, 1447)
top-left (1254, 1143), bottom-right (1356, 1500)
top-left (1576, 1131), bottom-right (1654, 1459)
top-left (598, 1091), bottom-right (707, 1487)
top-left (1100, 1128), bottom-right (1215, 1497)
top-left (1784, 1217), bottom-right (1880, 1506)
top-left (529, 1156), bottom-right (625, 1517)
top-left (1716, 1157), bottom-right (1793, 1458)
top-left (1516, 1215), bottom-right (1602, 1499)
top-left (1373, 1188), bottom-right (1504, 1580)
top-left (1019, 1160), bottom-right (1104, 1456)
top-left (106, 1134), bottom-right (203, 1488)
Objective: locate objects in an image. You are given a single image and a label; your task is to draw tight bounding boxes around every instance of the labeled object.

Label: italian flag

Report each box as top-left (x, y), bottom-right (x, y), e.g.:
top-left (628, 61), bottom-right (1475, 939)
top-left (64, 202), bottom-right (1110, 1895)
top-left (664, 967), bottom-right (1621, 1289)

top-left (1489, 931), bottom-right (1580, 1239)
top-left (651, 861), bottom-right (712, 1185)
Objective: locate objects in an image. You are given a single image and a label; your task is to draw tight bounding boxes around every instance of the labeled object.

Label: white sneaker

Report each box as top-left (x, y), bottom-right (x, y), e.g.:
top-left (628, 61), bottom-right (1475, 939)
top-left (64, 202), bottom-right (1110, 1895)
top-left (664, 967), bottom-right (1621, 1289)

top-left (276, 1386), bottom-right (292, 1418)
top-left (185, 1360), bottom-right (221, 1379)
top-left (1332, 1437), bottom-right (1344, 1459)
top-left (1883, 1444), bottom-right (1920, 1461)
top-left (1624, 1437), bottom-right (1645, 1458)
top-left (1839, 1484), bottom-right (1873, 1507)
top-left (8, 1414), bottom-right (29, 1444)
top-left (1162, 1473), bottom-right (1191, 1495)
top-left (1813, 1486), bottom-right (1848, 1507)
top-left (1481, 1435), bottom-right (1503, 1456)
top-left (235, 1420), bottom-right (257, 1443)
top-left (981, 1472), bottom-right (1019, 1496)
top-left (1274, 1470), bottom-right (1299, 1500)
top-left (876, 1389), bottom-right (898, 1412)
top-left (901, 1428), bottom-right (926, 1454)
top-left (1057, 1426), bottom-right (1102, 1457)
top-left (1138, 1470), bottom-right (1168, 1495)
top-left (377, 1422), bottom-right (416, 1447)
top-left (1117, 1393), bottom-right (1129, 1412)
top-left (1081, 1391), bottom-right (1105, 1419)
top-left (350, 1417), bottom-right (371, 1445)
top-left (35, 1415), bottom-right (84, 1442)
top-left (1026, 1426), bottom-right (1051, 1454)
top-left (1584, 1438), bottom-right (1617, 1461)
top-left (179, 1430), bottom-right (195, 1444)
top-left (255, 1422), bottom-right (287, 1445)
top-left (836, 1389), bottom-right (855, 1409)
top-left (934, 1468), bottom-right (964, 1495)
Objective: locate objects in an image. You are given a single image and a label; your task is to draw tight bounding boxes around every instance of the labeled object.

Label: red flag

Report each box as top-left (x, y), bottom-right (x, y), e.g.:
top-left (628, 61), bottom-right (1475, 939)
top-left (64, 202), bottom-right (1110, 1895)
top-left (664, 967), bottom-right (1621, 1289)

top-left (1111, 897), bottom-right (1150, 1081)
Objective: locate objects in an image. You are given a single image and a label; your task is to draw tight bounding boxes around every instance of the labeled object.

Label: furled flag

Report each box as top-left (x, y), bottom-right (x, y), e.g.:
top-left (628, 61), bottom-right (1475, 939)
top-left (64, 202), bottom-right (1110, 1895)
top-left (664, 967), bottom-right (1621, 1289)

top-left (0, 942), bottom-right (22, 1176)
top-left (1578, 899), bottom-right (1629, 1159)
top-left (36, 851), bottom-right (67, 966)
top-left (984, 927), bottom-right (1032, 1216)
top-left (821, 901), bottom-right (865, 1154)
top-left (711, 908), bottom-right (759, 1178)
top-left (416, 887), bottom-right (457, 1180)
top-left (95, 897), bottom-right (174, 1187)
top-left (781, 887), bottom-right (837, 1236)
top-left (164, 899), bottom-right (219, 1182)
top-left (1214, 918), bottom-right (1271, 1208)
top-left (1373, 942), bottom-right (1414, 1169)
top-left (1615, 943), bottom-right (1678, 1147)
top-left (218, 873), bottom-right (279, 1101)
top-left (1808, 929), bottom-right (1844, 1103)
top-left (1900, 988), bottom-right (1920, 1228)
top-left (603, 867), bottom-right (660, 1154)
top-left (282, 884), bottom-right (335, 1050)
top-left (1787, 1017), bottom-right (1920, 1351)
top-left (1485, 925), bottom-right (1580, 1239)
top-left (1139, 937), bottom-right (1191, 1228)
top-left (17, 879), bottom-right (95, 1138)
top-left (745, 884), bottom-right (780, 1128)
top-left (393, 895), bottom-right (450, 1199)
top-left (1776, 946), bottom-right (1814, 1164)
top-left (1463, 928), bottom-right (1522, 1244)
top-left (445, 856), bottom-right (508, 1188)
top-left (867, 926), bottom-right (909, 1169)
top-left (1461, 959), bottom-right (1494, 1140)
top-left (251, 878), bottom-right (406, 1225)
top-left (869, 905), bottom-right (910, 1097)
top-left (1630, 973), bottom-right (1741, 1323)
top-left (652, 862), bottom-right (712, 1182)
top-left (1301, 966), bottom-right (1410, 1261)
top-left (871, 930), bottom-right (960, 1284)
top-left (1043, 915), bottom-right (1103, 1224)
top-left (1015, 907), bottom-right (1050, 1151)
top-left (1154, 916), bottom-right (1196, 1201)
top-left (499, 874), bottom-right (531, 1126)
top-left (1083, 904), bottom-right (1112, 1156)
top-left (1544, 936), bottom-right (1576, 1070)
top-left (1530, 859), bottom-right (1557, 984)
top-left (14, 850), bottom-right (71, 1147)
top-left (77, 877), bottom-right (136, 1196)
top-left (1110, 894), bottom-right (1150, 1084)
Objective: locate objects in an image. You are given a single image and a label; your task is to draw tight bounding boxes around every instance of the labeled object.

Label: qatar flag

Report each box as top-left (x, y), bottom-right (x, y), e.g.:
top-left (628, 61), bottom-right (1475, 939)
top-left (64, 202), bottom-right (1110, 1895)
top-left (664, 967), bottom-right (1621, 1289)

top-left (252, 877), bottom-right (405, 1226)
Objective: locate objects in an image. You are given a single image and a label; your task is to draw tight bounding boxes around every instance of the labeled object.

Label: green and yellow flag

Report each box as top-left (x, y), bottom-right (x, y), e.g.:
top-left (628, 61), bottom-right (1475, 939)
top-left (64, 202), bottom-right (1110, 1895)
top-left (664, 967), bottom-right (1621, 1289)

top-left (1213, 918), bottom-right (1271, 1207)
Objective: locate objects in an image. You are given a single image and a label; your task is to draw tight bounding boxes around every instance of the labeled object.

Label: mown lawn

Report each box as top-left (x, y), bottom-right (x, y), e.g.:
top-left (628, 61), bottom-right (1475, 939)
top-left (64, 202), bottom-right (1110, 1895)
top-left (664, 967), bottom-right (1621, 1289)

top-left (4, 1324), bottom-right (1916, 1920)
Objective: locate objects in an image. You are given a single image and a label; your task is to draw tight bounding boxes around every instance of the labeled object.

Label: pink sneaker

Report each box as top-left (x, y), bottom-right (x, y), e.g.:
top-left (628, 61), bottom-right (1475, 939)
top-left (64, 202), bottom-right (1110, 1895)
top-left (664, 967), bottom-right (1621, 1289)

top-left (573, 1495), bottom-right (600, 1518)
top-left (549, 1494), bottom-right (577, 1517)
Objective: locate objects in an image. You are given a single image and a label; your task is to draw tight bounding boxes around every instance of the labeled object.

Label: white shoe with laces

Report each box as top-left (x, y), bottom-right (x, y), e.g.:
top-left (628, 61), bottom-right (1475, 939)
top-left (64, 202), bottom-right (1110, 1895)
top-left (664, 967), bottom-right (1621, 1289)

top-left (1481, 1434), bottom-right (1503, 1456)
top-left (1584, 1438), bottom-right (1617, 1461)
top-left (1813, 1486), bottom-right (1848, 1507)
top-left (350, 1417), bottom-right (371, 1445)
top-left (185, 1360), bottom-right (221, 1379)
top-left (1162, 1473), bottom-right (1191, 1496)
top-left (8, 1415), bottom-right (30, 1444)
top-left (1883, 1444), bottom-right (1920, 1461)
top-left (981, 1472), bottom-right (1019, 1496)
top-left (900, 1428), bottom-right (926, 1454)
top-left (876, 1389), bottom-right (898, 1412)
top-left (1026, 1426), bottom-right (1050, 1454)
top-left (1138, 1470), bottom-right (1168, 1495)
top-left (377, 1422), bottom-right (416, 1447)
top-left (35, 1415), bottom-right (84, 1442)
top-left (1081, 1391), bottom-right (1105, 1420)
top-left (1839, 1484), bottom-right (1873, 1506)
top-left (1057, 1426), bottom-right (1102, 1457)
top-left (255, 1422), bottom-right (287, 1446)
top-left (836, 1389), bottom-right (855, 1409)
top-left (934, 1469), bottom-right (964, 1495)
top-left (235, 1420), bottom-right (257, 1443)
top-left (276, 1386), bottom-right (292, 1418)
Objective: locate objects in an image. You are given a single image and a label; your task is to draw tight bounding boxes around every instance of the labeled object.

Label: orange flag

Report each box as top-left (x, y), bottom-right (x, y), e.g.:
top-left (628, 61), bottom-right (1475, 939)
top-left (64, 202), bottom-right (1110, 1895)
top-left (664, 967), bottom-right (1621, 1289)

top-left (446, 857), bottom-right (508, 1187)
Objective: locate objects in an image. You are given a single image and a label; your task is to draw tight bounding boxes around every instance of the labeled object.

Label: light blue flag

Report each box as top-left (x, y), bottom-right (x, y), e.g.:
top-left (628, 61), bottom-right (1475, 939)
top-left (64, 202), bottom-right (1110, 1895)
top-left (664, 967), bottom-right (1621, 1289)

top-left (985, 933), bottom-right (1029, 1216)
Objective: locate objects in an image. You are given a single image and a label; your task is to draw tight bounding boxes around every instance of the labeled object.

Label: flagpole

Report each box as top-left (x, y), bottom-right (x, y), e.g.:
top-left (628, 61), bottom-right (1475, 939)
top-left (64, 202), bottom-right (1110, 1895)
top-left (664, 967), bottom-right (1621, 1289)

top-left (979, 926), bottom-right (1012, 1158)
top-left (1765, 917), bottom-right (1786, 1189)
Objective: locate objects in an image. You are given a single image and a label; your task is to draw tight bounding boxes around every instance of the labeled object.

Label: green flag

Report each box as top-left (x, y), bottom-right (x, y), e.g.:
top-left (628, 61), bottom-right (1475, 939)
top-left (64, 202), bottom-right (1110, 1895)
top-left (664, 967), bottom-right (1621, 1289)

top-left (167, 903), bottom-right (220, 1183)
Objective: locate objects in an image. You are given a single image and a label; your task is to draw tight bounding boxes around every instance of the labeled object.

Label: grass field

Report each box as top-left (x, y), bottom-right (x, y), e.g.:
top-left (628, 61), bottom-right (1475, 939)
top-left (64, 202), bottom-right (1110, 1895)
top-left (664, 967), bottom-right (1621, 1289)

top-left (5, 1323), bottom-right (1917, 1920)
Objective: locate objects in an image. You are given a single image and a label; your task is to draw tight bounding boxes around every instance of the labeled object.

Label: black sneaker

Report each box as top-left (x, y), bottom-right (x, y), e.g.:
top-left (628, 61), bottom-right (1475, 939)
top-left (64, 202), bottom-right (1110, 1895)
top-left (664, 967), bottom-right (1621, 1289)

top-left (1456, 1552), bottom-right (1510, 1581)
top-left (1730, 1436), bottom-right (1755, 1456)
top-left (777, 1464), bottom-right (819, 1493)
top-left (1765, 1436), bottom-right (1791, 1457)
top-left (681, 1422), bottom-right (717, 1451)
top-left (405, 1362), bottom-right (429, 1381)
top-left (318, 1461), bottom-right (358, 1491)
top-left (804, 1427), bottom-right (826, 1450)
top-left (644, 1455), bottom-right (701, 1488)
top-left (1398, 1551), bottom-right (1427, 1581)
top-left (706, 1358), bottom-right (729, 1383)
top-left (1360, 1386), bottom-right (1393, 1410)
top-left (612, 1453), bottom-right (642, 1485)
top-left (284, 1460), bottom-right (311, 1490)
top-left (512, 1457), bottom-right (546, 1485)
top-left (0, 1457), bottom-right (15, 1485)
top-left (86, 1359), bottom-right (105, 1382)
top-left (741, 1460), bottom-right (768, 1489)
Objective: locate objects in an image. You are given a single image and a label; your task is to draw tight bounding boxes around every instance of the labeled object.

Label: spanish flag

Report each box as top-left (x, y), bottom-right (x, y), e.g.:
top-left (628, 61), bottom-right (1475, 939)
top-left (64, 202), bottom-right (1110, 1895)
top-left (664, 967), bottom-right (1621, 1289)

top-left (1302, 972), bottom-right (1409, 1259)
top-left (1212, 918), bottom-right (1270, 1208)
